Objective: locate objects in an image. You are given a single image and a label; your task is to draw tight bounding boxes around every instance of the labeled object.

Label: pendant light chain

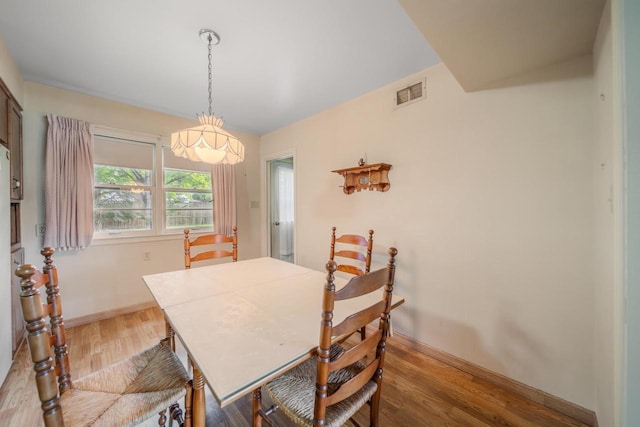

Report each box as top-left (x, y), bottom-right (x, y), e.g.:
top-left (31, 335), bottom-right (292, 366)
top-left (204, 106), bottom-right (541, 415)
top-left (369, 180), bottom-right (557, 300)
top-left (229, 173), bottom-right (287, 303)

top-left (207, 34), bottom-right (213, 117)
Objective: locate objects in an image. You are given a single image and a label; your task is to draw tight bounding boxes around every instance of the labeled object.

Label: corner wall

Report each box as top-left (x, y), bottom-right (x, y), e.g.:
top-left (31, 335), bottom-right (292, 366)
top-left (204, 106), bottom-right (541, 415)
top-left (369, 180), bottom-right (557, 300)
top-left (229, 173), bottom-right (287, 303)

top-left (22, 82), bottom-right (261, 319)
top-left (260, 60), bottom-right (597, 407)
top-left (592, 1), bottom-right (617, 426)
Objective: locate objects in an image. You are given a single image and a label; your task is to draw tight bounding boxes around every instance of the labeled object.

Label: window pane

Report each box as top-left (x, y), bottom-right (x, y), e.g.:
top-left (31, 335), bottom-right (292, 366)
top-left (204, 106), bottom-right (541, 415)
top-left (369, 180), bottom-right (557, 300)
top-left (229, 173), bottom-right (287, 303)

top-left (166, 209), bottom-right (213, 229)
top-left (94, 189), bottom-right (152, 209)
top-left (94, 209), bottom-right (152, 232)
top-left (95, 164), bottom-right (152, 186)
top-left (164, 168), bottom-right (212, 190)
top-left (165, 191), bottom-right (212, 209)
top-left (166, 190), bottom-right (213, 229)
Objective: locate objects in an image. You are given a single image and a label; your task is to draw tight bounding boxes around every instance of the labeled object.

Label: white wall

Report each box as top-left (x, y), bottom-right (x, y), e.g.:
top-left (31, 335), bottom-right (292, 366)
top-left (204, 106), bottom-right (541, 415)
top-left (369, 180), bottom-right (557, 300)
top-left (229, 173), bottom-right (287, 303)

top-left (592, 2), bottom-right (617, 425)
top-left (0, 36), bottom-right (23, 105)
top-left (260, 60), bottom-right (597, 407)
top-left (21, 82), bottom-right (261, 319)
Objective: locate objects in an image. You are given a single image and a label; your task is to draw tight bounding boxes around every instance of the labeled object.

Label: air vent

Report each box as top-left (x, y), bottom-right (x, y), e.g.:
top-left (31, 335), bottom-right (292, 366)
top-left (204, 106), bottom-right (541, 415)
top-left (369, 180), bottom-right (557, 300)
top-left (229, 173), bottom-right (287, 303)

top-left (394, 78), bottom-right (426, 108)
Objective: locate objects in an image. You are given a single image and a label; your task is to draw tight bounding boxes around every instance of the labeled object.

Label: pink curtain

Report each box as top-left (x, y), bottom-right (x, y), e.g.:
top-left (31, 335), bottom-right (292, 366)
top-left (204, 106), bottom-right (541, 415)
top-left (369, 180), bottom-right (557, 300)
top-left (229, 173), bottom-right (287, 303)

top-left (44, 115), bottom-right (94, 250)
top-left (212, 163), bottom-right (236, 236)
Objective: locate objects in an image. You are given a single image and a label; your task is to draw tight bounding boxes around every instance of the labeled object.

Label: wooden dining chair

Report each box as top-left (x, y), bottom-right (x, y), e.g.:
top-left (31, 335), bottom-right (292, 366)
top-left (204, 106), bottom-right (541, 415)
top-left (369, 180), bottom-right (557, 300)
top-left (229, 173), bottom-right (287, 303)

top-left (330, 226), bottom-right (374, 340)
top-left (184, 226), bottom-right (238, 269)
top-left (253, 247), bottom-right (398, 427)
top-left (15, 247), bottom-right (192, 427)
top-left (329, 226), bottom-right (374, 277)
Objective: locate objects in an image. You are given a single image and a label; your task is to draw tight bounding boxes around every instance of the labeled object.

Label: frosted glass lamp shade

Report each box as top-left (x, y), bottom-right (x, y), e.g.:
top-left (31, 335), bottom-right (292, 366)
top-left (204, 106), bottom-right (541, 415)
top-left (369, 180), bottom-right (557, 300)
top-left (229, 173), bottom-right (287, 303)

top-left (171, 115), bottom-right (245, 165)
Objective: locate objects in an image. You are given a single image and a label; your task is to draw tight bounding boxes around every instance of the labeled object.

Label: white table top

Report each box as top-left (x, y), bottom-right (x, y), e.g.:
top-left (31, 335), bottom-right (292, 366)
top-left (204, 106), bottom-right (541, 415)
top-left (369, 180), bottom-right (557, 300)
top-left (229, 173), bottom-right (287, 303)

top-left (143, 257), bottom-right (313, 309)
top-left (143, 257), bottom-right (403, 408)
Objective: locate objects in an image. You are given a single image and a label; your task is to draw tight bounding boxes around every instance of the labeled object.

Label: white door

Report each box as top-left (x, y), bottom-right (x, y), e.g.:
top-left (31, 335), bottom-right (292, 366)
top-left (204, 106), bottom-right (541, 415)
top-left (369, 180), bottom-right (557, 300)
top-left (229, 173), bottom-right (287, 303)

top-left (269, 158), bottom-right (294, 262)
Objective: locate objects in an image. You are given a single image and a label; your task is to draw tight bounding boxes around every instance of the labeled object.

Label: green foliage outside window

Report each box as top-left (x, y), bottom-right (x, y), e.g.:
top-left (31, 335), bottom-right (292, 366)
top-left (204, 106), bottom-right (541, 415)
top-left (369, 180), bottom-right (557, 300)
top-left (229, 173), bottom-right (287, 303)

top-left (94, 165), bottom-right (153, 232)
top-left (164, 168), bottom-right (213, 229)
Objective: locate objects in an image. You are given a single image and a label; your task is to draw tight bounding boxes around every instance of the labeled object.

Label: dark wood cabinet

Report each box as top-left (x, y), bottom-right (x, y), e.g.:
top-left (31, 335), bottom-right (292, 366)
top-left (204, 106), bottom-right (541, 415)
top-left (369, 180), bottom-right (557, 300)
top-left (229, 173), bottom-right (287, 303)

top-left (2, 78), bottom-right (23, 358)
top-left (10, 247), bottom-right (24, 358)
top-left (8, 99), bottom-right (22, 200)
top-left (1, 78), bottom-right (22, 247)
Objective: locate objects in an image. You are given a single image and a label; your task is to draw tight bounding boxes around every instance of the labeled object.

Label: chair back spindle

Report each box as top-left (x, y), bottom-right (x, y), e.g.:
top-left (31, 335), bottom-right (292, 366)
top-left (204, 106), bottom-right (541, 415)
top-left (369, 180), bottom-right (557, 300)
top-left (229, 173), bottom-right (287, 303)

top-left (41, 247), bottom-right (71, 393)
top-left (16, 247), bottom-right (69, 426)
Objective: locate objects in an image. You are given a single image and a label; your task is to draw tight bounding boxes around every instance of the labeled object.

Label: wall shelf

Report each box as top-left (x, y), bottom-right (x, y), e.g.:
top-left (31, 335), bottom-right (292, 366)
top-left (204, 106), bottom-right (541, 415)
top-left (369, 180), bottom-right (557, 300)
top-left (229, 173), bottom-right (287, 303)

top-left (332, 162), bottom-right (392, 194)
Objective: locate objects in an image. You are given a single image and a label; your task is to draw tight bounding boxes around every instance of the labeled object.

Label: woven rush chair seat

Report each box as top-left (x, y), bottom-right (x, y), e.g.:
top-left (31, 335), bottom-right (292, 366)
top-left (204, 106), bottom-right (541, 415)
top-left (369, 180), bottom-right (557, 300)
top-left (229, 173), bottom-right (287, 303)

top-left (59, 343), bottom-right (190, 427)
top-left (265, 345), bottom-right (377, 427)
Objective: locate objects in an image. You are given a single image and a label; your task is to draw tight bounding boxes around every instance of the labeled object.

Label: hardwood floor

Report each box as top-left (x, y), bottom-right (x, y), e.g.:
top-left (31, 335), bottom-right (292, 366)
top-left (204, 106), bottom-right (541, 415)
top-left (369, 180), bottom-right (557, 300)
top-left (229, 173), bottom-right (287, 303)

top-left (0, 307), bottom-right (589, 426)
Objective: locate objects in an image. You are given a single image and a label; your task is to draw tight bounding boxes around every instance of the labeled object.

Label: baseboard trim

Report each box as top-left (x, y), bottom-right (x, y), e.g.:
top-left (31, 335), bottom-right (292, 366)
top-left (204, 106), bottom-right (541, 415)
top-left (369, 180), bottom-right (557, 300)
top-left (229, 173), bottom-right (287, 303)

top-left (64, 301), bottom-right (157, 329)
top-left (387, 329), bottom-right (598, 427)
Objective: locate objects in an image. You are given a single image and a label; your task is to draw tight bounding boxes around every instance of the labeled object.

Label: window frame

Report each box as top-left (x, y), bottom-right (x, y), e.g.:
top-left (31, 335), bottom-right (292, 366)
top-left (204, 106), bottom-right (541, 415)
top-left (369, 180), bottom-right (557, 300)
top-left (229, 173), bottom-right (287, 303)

top-left (92, 126), bottom-right (214, 241)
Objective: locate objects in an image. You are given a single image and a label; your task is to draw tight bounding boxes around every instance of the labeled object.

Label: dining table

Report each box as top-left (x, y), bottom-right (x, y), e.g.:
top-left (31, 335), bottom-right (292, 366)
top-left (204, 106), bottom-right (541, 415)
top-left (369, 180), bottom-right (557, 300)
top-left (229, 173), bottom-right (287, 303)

top-left (142, 256), bottom-right (404, 427)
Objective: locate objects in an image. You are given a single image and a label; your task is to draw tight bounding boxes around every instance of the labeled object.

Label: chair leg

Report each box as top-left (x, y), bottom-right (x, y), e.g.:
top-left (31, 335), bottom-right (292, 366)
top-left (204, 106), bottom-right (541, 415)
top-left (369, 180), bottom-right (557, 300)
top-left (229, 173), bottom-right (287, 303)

top-left (184, 380), bottom-right (193, 427)
top-left (370, 388), bottom-right (381, 427)
top-left (158, 409), bottom-right (167, 427)
top-left (170, 403), bottom-right (184, 426)
top-left (192, 367), bottom-right (205, 427)
top-left (252, 388), bottom-right (263, 427)
top-left (166, 321), bottom-right (176, 352)
top-left (252, 388), bottom-right (278, 427)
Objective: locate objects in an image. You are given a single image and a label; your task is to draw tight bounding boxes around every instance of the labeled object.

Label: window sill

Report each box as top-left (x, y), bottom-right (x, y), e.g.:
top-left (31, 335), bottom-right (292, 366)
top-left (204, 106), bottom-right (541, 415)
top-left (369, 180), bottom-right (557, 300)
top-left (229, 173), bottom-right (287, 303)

top-left (91, 230), bottom-right (212, 246)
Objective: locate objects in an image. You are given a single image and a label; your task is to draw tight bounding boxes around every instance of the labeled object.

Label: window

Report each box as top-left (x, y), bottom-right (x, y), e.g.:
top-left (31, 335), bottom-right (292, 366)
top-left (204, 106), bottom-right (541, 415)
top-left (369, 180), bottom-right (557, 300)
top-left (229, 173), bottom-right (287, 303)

top-left (93, 131), bottom-right (213, 238)
top-left (162, 146), bottom-right (213, 230)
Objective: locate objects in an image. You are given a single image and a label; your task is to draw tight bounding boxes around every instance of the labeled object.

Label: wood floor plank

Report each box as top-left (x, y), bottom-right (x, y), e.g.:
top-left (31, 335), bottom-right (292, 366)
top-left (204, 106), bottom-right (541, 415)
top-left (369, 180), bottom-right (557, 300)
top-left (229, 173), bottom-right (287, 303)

top-left (0, 307), bottom-right (591, 426)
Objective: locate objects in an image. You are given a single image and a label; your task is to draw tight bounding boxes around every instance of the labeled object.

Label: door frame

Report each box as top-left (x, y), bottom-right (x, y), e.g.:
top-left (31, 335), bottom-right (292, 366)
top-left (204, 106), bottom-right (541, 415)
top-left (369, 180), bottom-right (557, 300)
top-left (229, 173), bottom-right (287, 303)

top-left (620, 0), bottom-right (640, 424)
top-left (261, 149), bottom-right (296, 262)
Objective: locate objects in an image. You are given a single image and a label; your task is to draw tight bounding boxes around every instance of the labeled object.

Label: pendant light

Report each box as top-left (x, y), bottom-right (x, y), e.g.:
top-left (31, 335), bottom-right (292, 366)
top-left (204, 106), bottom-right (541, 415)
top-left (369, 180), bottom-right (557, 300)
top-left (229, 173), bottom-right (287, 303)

top-left (171, 29), bottom-right (245, 165)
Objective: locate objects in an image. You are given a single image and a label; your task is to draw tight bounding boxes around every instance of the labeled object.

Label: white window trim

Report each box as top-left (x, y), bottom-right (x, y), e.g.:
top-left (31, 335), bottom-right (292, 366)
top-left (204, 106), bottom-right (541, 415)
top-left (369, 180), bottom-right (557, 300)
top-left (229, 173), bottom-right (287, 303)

top-left (91, 125), bottom-right (214, 242)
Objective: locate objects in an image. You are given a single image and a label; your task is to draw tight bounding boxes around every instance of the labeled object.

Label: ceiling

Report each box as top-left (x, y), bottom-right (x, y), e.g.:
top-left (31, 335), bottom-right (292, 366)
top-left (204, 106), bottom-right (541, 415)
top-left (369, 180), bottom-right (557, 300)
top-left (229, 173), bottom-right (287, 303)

top-left (0, 0), bottom-right (439, 136)
top-left (399, 0), bottom-right (605, 91)
top-left (0, 1), bottom-right (606, 136)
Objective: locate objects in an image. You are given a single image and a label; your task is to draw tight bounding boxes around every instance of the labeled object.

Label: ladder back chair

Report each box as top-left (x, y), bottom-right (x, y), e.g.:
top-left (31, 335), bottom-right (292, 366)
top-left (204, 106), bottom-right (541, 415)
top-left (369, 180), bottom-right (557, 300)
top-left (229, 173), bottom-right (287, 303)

top-left (183, 226), bottom-right (238, 269)
top-left (330, 226), bottom-right (374, 340)
top-left (15, 247), bottom-right (192, 427)
top-left (329, 226), bottom-right (374, 277)
top-left (254, 247), bottom-right (398, 427)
